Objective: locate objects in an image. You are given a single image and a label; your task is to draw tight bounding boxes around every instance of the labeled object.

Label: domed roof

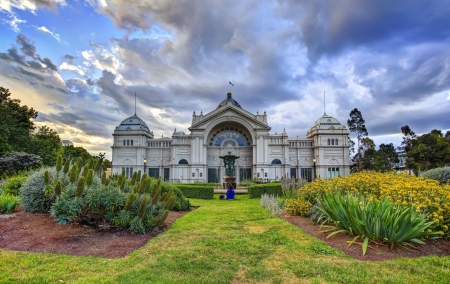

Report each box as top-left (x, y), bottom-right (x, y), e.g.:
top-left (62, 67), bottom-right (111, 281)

top-left (118, 115), bottom-right (150, 131)
top-left (217, 90), bottom-right (242, 108)
top-left (311, 114), bottom-right (344, 130)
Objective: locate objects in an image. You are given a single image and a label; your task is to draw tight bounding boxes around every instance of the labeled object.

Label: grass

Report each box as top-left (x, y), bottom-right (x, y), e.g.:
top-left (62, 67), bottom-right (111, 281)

top-left (1, 195), bottom-right (449, 283)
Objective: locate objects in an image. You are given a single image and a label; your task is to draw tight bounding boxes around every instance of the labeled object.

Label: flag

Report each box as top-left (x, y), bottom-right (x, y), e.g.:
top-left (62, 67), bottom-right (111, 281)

top-left (229, 80), bottom-right (234, 86)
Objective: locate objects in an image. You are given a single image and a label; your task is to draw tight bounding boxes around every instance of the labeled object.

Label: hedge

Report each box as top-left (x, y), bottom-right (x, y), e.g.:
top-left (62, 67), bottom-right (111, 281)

top-left (175, 184), bottom-right (214, 199)
top-left (248, 183), bottom-right (282, 198)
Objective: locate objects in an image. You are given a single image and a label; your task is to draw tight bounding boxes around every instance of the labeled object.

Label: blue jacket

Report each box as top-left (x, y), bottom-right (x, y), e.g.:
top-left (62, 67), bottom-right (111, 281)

top-left (226, 188), bottom-right (235, 200)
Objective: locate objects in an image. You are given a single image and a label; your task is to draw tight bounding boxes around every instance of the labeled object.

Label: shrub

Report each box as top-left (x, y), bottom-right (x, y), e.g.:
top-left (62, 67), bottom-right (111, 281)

top-left (1, 175), bottom-right (27, 196)
top-left (0, 194), bottom-right (19, 213)
top-left (421, 167), bottom-right (450, 185)
top-left (248, 183), bottom-right (282, 198)
top-left (318, 192), bottom-right (439, 254)
top-left (176, 184), bottom-right (214, 199)
top-left (21, 167), bottom-right (62, 213)
top-left (156, 181), bottom-right (190, 211)
top-left (0, 152), bottom-right (42, 176)
top-left (260, 194), bottom-right (285, 215)
top-left (238, 180), bottom-right (255, 186)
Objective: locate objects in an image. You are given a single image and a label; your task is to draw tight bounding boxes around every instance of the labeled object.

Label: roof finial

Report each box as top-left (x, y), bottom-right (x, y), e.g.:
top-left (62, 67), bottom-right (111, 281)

top-left (134, 92), bottom-right (137, 116)
top-left (324, 91), bottom-right (326, 115)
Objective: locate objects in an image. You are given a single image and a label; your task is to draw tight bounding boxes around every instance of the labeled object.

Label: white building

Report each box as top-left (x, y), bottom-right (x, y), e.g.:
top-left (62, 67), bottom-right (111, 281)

top-left (111, 90), bottom-right (350, 183)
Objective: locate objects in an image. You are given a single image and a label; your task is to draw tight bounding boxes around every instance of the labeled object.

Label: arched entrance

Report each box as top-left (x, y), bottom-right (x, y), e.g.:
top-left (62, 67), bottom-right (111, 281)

top-left (206, 122), bottom-right (253, 184)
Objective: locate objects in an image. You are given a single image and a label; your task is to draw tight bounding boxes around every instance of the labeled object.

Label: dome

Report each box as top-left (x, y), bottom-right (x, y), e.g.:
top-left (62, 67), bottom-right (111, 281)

top-left (217, 90), bottom-right (242, 108)
top-left (311, 114), bottom-right (344, 130)
top-left (118, 115), bottom-right (150, 131)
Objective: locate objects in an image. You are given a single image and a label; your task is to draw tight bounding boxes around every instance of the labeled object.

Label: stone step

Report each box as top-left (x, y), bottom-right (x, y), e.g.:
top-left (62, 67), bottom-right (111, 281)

top-left (214, 187), bottom-right (248, 194)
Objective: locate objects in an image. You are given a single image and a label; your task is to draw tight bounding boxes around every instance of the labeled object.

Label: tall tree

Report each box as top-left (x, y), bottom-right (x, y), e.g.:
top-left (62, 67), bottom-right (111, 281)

top-left (60, 145), bottom-right (93, 164)
top-left (29, 125), bottom-right (62, 166)
top-left (406, 129), bottom-right (450, 173)
top-left (347, 108), bottom-right (368, 170)
top-left (400, 125), bottom-right (417, 152)
top-left (374, 143), bottom-right (399, 172)
top-left (359, 137), bottom-right (376, 171)
top-left (0, 87), bottom-right (38, 155)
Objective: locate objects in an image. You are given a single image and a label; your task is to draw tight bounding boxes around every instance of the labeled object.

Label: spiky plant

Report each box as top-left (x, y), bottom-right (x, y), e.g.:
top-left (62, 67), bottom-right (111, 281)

top-left (56, 155), bottom-right (63, 172)
top-left (131, 172), bottom-right (137, 185)
top-left (63, 159), bottom-right (70, 174)
top-left (76, 157), bottom-right (83, 170)
top-left (54, 180), bottom-right (62, 196)
top-left (136, 170), bottom-right (142, 183)
top-left (152, 186), bottom-right (161, 204)
top-left (137, 196), bottom-right (147, 218)
top-left (86, 169), bottom-right (94, 187)
top-left (82, 165), bottom-right (89, 178)
top-left (101, 172), bottom-right (106, 185)
top-left (75, 176), bottom-right (85, 197)
top-left (43, 170), bottom-right (50, 185)
top-left (121, 168), bottom-right (125, 176)
top-left (69, 165), bottom-right (78, 183)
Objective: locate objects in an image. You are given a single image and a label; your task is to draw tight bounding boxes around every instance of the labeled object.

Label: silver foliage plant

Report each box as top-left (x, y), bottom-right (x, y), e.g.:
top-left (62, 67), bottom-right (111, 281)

top-left (260, 193), bottom-right (286, 216)
top-left (420, 167), bottom-right (450, 185)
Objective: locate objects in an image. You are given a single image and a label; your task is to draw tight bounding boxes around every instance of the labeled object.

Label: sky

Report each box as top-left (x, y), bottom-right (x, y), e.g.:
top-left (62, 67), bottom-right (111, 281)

top-left (1, 0), bottom-right (449, 160)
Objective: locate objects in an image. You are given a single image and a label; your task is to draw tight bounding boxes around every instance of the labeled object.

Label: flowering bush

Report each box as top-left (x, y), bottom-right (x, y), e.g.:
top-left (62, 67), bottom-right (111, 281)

top-left (292, 171), bottom-right (450, 237)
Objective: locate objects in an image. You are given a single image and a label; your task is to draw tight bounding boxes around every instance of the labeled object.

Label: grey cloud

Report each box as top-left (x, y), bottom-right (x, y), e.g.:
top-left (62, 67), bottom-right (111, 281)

top-left (42, 83), bottom-right (68, 94)
top-left (16, 34), bottom-right (36, 58)
top-left (276, 0), bottom-right (450, 61)
top-left (38, 56), bottom-right (58, 71)
top-left (17, 67), bottom-right (44, 81)
top-left (64, 54), bottom-right (75, 63)
top-left (0, 47), bottom-right (28, 66)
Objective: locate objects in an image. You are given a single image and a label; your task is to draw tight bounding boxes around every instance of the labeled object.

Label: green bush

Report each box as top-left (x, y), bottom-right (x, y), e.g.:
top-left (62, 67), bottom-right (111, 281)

top-left (156, 181), bottom-right (190, 211)
top-left (318, 192), bottom-right (439, 255)
top-left (421, 167), bottom-right (450, 184)
top-left (1, 175), bottom-right (27, 196)
top-left (176, 184), bottom-right (214, 199)
top-left (260, 193), bottom-right (285, 215)
top-left (248, 183), bottom-right (282, 198)
top-left (21, 167), bottom-right (61, 213)
top-left (0, 194), bottom-right (19, 213)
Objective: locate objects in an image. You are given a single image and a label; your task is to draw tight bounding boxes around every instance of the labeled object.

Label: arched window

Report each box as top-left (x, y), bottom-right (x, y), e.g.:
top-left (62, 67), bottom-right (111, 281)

top-left (127, 140), bottom-right (129, 146)
top-left (271, 159), bottom-right (282, 165)
top-left (123, 140), bottom-right (126, 146)
top-left (209, 129), bottom-right (250, 146)
top-left (130, 140), bottom-right (133, 146)
top-left (331, 139), bottom-right (334, 145)
top-left (327, 139), bottom-right (330, 145)
top-left (335, 139), bottom-right (338, 145)
top-left (178, 159), bottom-right (188, 164)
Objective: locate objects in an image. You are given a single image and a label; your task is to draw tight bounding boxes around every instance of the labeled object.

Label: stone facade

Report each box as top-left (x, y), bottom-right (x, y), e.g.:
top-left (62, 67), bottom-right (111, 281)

top-left (111, 90), bottom-right (350, 183)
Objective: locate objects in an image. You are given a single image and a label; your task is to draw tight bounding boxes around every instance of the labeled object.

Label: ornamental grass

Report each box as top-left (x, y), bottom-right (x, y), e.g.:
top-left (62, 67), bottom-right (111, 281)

top-left (287, 171), bottom-right (450, 237)
top-left (318, 192), bottom-right (439, 254)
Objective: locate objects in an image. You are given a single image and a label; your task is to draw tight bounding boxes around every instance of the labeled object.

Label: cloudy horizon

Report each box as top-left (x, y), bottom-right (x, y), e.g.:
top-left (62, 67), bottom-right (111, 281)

top-left (1, 0), bottom-right (449, 160)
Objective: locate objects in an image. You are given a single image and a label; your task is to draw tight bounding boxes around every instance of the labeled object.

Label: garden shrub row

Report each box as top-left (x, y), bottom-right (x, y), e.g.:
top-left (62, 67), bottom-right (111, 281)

top-left (248, 183), bottom-right (282, 198)
top-left (421, 167), bottom-right (450, 184)
top-left (175, 184), bottom-right (214, 199)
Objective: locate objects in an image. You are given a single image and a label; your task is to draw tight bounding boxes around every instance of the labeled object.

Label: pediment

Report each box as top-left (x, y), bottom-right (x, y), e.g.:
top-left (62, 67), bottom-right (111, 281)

top-left (189, 105), bottom-right (271, 131)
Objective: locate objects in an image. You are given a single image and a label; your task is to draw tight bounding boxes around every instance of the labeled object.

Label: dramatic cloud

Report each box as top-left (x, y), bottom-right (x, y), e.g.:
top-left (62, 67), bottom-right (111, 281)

top-left (1, 0), bottom-right (450, 159)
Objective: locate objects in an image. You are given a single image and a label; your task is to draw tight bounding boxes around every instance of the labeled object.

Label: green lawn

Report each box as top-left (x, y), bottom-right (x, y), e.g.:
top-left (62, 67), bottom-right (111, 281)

top-left (1, 195), bottom-right (449, 283)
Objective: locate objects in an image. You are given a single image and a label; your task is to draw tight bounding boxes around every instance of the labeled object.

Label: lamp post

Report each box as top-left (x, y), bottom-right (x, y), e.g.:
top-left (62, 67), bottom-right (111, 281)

top-left (313, 157), bottom-right (316, 181)
top-left (143, 159), bottom-right (147, 175)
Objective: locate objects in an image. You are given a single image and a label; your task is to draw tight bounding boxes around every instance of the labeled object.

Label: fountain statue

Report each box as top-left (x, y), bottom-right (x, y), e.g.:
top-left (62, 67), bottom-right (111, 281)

top-left (219, 151), bottom-right (240, 189)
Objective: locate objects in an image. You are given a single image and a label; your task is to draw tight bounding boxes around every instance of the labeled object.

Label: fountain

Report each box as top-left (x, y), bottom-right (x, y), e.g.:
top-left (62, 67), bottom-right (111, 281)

top-left (219, 151), bottom-right (240, 189)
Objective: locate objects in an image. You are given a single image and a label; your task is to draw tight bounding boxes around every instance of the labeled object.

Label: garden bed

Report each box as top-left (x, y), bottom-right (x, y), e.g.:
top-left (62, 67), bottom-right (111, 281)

top-left (282, 215), bottom-right (450, 261)
top-left (0, 207), bottom-right (195, 258)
